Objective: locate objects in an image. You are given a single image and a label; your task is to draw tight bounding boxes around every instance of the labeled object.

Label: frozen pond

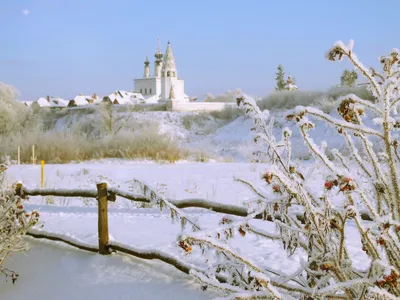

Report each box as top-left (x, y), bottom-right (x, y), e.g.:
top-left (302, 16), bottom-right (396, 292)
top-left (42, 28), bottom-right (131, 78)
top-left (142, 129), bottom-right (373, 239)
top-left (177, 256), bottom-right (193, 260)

top-left (1, 240), bottom-right (215, 300)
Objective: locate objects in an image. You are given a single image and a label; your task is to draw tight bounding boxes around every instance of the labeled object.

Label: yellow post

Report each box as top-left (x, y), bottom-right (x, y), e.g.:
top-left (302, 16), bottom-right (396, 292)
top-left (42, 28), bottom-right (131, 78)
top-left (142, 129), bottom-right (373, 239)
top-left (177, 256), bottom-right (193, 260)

top-left (40, 160), bottom-right (45, 188)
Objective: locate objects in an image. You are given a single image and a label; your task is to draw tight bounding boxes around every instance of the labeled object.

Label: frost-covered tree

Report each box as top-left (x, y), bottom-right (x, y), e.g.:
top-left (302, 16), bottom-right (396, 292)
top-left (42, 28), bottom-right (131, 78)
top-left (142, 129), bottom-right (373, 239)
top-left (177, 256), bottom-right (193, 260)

top-left (275, 65), bottom-right (286, 91)
top-left (285, 75), bottom-right (298, 91)
top-left (0, 82), bottom-right (36, 136)
top-left (341, 69), bottom-right (358, 87)
top-left (98, 102), bottom-right (135, 136)
top-left (170, 40), bottom-right (400, 299)
top-left (0, 165), bottom-right (39, 283)
top-left (204, 89), bottom-right (243, 103)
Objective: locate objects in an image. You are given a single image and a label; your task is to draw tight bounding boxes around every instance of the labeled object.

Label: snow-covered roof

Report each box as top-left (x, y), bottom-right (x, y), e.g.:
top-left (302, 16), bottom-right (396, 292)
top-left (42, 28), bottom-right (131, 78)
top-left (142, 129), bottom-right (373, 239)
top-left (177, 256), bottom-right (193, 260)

top-left (119, 90), bottom-right (145, 101)
top-left (143, 94), bottom-right (160, 104)
top-left (71, 95), bottom-right (91, 106)
top-left (115, 96), bottom-right (132, 105)
top-left (105, 92), bottom-right (125, 104)
top-left (86, 93), bottom-right (102, 104)
top-left (50, 97), bottom-right (68, 107)
top-left (35, 97), bottom-right (51, 107)
top-left (104, 90), bottom-right (141, 105)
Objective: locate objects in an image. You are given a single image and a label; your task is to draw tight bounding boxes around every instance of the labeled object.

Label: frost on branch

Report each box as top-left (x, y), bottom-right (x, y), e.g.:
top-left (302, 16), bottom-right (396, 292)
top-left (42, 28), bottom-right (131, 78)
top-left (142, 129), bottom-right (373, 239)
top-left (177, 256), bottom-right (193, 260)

top-left (175, 41), bottom-right (400, 299)
top-left (0, 165), bottom-right (40, 284)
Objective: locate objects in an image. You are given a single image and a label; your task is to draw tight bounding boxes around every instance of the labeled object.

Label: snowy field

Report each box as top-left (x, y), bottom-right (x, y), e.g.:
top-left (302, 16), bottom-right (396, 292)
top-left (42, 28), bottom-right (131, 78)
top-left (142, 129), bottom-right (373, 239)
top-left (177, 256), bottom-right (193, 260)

top-left (3, 161), bottom-right (370, 299)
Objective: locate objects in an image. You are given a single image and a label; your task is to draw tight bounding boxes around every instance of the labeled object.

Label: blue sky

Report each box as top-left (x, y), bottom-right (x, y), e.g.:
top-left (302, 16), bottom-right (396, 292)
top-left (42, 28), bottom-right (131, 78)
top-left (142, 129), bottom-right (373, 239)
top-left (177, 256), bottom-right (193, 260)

top-left (1, 0), bottom-right (399, 100)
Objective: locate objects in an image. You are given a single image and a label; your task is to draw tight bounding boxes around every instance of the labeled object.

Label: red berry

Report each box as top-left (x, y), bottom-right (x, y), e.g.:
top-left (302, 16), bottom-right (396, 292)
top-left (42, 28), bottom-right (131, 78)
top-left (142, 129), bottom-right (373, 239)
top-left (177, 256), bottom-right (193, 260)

top-left (262, 172), bottom-right (273, 184)
top-left (272, 185), bottom-right (281, 193)
top-left (324, 181), bottom-right (334, 190)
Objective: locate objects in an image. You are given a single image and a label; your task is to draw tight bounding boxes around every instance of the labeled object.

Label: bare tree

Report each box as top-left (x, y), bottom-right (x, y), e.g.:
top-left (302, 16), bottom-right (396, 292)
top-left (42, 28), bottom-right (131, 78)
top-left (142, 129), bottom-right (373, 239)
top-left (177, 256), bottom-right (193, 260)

top-left (98, 102), bottom-right (136, 136)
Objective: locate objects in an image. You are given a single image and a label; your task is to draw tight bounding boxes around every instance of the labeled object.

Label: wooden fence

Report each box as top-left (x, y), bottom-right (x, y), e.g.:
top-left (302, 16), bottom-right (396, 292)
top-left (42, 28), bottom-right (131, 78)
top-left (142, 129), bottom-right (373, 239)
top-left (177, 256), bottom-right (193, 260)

top-left (14, 180), bottom-right (373, 276)
top-left (13, 181), bottom-right (250, 279)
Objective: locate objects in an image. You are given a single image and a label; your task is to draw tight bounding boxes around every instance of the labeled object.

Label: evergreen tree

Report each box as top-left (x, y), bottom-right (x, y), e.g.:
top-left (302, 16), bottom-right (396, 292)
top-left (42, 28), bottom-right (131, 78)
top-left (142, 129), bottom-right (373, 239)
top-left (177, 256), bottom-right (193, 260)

top-left (275, 64), bottom-right (286, 91)
top-left (340, 69), bottom-right (358, 87)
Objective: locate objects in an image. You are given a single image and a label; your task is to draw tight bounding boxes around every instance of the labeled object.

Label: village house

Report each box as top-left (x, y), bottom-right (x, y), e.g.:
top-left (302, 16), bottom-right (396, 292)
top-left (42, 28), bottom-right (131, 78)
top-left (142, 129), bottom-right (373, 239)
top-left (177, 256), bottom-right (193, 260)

top-left (50, 97), bottom-right (69, 108)
top-left (31, 96), bottom-right (68, 109)
top-left (102, 90), bottom-right (144, 105)
top-left (68, 94), bottom-right (92, 107)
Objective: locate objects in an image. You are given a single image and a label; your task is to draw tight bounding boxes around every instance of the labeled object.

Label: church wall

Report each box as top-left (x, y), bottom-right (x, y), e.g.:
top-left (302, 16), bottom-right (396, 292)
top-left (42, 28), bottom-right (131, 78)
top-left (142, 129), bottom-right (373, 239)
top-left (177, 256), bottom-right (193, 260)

top-left (166, 101), bottom-right (237, 112)
top-left (160, 78), bottom-right (186, 102)
top-left (160, 78), bottom-right (170, 101)
top-left (134, 103), bottom-right (167, 111)
top-left (173, 80), bottom-right (186, 102)
top-left (134, 78), bottom-right (159, 97)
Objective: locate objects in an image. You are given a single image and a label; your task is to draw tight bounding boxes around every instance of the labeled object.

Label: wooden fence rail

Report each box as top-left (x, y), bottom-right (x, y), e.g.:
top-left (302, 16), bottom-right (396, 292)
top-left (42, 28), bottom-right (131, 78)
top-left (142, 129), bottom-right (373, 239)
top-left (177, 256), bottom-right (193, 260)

top-left (16, 183), bottom-right (254, 217)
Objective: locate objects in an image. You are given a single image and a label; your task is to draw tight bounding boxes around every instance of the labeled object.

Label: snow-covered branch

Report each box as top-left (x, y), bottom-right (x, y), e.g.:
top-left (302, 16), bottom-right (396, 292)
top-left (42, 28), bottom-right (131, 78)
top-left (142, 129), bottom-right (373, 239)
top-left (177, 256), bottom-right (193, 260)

top-left (295, 106), bottom-right (383, 138)
top-left (174, 41), bottom-right (400, 298)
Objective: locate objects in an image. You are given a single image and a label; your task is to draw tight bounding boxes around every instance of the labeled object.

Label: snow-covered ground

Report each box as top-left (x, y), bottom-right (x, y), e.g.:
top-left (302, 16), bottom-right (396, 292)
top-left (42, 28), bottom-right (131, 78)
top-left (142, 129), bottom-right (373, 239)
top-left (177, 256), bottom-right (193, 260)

top-left (3, 161), bottom-right (370, 299)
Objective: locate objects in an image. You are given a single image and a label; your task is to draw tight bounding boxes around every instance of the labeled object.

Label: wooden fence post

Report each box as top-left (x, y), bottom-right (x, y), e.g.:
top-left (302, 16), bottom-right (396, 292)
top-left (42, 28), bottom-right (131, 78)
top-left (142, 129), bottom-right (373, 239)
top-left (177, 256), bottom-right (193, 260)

top-left (15, 182), bottom-right (23, 198)
top-left (31, 145), bottom-right (36, 165)
top-left (40, 160), bottom-right (45, 188)
top-left (97, 182), bottom-right (110, 255)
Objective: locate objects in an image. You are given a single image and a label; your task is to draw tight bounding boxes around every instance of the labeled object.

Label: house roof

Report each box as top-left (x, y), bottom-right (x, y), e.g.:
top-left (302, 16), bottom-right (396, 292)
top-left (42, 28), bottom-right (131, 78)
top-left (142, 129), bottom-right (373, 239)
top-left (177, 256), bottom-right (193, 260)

top-left (106, 91), bottom-right (137, 105)
top-left (72, 95), bottom-right (91, 106)
top-left (120, 90), bottom-right (146, 102)
top-left (35, 97), bottom-right (51, 107)
top-left (50, 97), bottom-right (68, 107)
top-left (106, 92), bottom-right (124, 103)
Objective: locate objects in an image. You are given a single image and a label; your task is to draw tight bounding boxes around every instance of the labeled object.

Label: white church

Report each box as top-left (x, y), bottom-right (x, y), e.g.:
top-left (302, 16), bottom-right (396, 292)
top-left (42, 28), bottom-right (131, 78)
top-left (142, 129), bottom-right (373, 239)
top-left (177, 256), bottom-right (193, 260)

top-left (134, 40), bottom-right (190, 103)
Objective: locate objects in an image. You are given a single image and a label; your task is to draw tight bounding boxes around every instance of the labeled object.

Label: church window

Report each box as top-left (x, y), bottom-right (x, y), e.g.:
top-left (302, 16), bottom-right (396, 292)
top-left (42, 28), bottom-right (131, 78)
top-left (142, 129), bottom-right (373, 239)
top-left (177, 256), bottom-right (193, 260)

top-left (145, 88), bottom-right (147, 94)
top-left (140, 89), bottom-right (142, 94)
top-left (167, 71), bottom-right (171, 77)
top-left (149, 88), bottom-right (152, 94)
